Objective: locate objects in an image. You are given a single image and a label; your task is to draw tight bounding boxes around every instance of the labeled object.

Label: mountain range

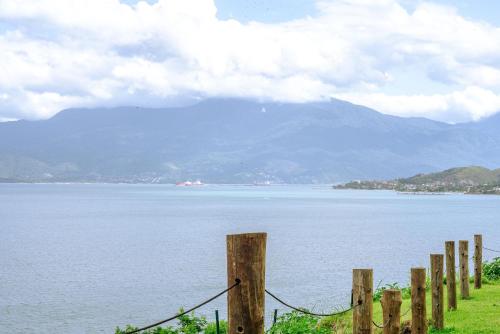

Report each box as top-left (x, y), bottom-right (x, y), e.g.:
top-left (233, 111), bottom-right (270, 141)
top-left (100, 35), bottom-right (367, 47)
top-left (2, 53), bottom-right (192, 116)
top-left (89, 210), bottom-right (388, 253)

top-left (1, 98), bottom-right (500, 183)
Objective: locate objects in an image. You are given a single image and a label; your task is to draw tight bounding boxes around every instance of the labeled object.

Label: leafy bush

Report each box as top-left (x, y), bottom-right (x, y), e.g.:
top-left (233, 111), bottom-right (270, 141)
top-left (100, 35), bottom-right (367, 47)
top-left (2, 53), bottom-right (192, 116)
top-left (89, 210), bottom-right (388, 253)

top-left (319, 314), bottom-right (350, 333)
top-left (204, 320), bottom-right (227, 334)
top-left (177, 311), bottom-right (208, 334)
top-left (267, 311), bottom-right (331, 334)
top-left (483, 257), bottom-right (500, 281)
top-left (468, 275), bottom-right (492, 285)
top-left (115, 324), bottom-right (177, 334)
top-left (115, 310), bottom-right (210, 334)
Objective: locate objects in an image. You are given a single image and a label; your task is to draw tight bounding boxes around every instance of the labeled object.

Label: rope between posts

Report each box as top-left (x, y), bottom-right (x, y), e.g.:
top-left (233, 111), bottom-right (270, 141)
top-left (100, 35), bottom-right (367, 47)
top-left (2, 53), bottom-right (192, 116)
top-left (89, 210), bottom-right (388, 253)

top-left (483, 246), bottom-right (500, 253)
top-left (125, 279), bottom-right (241, 334)
top-left (265, 289), bottom-right (359, 317)
top-left (401, 306), bottom-right (411, 317)
top-left (372, 317), bottom-right (391, 329)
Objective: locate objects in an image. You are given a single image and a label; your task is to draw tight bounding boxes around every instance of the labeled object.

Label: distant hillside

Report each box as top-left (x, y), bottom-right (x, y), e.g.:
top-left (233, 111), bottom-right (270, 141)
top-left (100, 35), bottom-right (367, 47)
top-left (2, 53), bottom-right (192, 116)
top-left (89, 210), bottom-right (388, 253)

top-left (401, 166), bottom-right (500, 185)
top-left (1, 98), bottom-right (500, 183)
top-left (335, 166), bottom-right (500, 194)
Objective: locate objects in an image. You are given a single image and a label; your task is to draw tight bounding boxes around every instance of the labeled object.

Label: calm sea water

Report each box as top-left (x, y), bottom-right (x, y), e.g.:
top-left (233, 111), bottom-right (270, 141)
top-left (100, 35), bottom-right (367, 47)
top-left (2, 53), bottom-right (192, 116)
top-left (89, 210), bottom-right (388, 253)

top-left (1, 184), bottom-right (499, 333)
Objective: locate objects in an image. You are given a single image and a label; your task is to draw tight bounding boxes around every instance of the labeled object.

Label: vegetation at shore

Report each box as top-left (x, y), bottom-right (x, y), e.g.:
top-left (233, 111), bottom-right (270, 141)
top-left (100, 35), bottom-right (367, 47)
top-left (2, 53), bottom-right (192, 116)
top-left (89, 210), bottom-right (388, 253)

top-left (117, 258), bottom-right (500, 334)
top-left (335, 166), bottom-right (500, 194)
top-left (116, 312), bottom-right (226, 334)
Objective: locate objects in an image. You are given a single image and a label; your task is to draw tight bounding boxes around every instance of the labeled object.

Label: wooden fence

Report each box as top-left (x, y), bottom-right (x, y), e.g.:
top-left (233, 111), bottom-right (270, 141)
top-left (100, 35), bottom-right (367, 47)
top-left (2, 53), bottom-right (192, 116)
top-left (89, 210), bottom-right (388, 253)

top-left (226, 232), bottom-right (487, 334)
top-left (125, 232), bottom-right (492, 334)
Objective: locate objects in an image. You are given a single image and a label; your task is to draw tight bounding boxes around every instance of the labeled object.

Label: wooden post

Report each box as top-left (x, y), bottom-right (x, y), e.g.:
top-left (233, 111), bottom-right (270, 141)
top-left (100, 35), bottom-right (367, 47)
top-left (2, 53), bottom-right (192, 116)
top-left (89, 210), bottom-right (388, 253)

top-left (352, 269), bottom-right (373, 334)
top-left (459, 240), bottom-right (470, 299)
top-left (227, 233), bottom-right (267, 334)
top-left (380, 289), bottom-right (402, 334)
top-left (411, 268), bottom-right (427, 334)
top-left (474, 234), bottom-right (483, 289)
top-left (430, 254), bottom-right (444, 330)
top-left (445, 241), bottom-right (457, 310)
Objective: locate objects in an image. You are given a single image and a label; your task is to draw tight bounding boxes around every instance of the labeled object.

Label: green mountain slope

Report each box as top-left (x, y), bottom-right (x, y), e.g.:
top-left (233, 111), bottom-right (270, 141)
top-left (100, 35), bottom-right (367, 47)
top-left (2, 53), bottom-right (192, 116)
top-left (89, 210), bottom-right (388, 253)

top-left (335, 166), bottom-right (500, 194)
top-left (401, 166), bottom-right (500, 185)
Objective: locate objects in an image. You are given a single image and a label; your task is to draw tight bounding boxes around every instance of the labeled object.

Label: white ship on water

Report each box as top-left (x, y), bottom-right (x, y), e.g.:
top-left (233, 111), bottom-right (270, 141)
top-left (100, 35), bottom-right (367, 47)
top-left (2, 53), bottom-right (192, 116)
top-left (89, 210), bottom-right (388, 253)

top-left (175, 180), bottom-right (204, 186)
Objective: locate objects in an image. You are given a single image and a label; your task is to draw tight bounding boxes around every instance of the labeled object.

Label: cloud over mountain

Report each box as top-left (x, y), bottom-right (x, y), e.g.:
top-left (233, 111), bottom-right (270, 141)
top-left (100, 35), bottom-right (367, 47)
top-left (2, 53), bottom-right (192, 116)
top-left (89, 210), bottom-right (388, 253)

top-left (1, 0), bottom-right (500, 122)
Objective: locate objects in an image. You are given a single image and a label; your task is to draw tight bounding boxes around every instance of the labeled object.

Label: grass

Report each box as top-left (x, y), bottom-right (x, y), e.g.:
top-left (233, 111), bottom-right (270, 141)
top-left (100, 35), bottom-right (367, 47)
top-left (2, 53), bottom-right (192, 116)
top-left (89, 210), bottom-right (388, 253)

top-left (321, 281), bottom-right (500, 333)
top-left (403, 281), bottom-right (500, 334)
top-left (117, 261), bottom-right (500, 334)
top-left (118, 282), bottom-right (500, 333)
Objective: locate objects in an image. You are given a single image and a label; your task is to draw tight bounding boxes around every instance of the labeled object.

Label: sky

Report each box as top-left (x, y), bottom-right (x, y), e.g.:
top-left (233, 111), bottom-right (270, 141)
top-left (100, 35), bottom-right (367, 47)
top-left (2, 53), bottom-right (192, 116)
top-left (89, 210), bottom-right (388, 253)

top-left (1, 0), bottom-right (500, 123)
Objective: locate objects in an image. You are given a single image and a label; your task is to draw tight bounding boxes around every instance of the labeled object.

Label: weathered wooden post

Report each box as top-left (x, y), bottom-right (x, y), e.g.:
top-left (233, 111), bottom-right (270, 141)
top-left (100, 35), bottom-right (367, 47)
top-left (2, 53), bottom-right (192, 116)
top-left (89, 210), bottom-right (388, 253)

top-left (352, 269), bottom-right (373, 334)
top-left (445, 241), bottom-right (457, 310)
top-left (380, 289), bottom-right (402, 334)
top-left (430, 254), bottom-right (444, 330)
top-left (474, 234), bottom-right (483, 289)
top-left (227, 233), bottom-right (267, 334)
top-left (459, 240), bottom-right (470, 299)
top-left (411, 268), bottom-right (427, 334)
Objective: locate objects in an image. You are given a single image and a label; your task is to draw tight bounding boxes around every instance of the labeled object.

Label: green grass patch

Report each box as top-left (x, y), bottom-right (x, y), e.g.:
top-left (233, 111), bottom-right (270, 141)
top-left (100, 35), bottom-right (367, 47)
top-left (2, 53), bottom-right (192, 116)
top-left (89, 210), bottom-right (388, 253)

top-left (323, 280), bottom-right (500, 334)
top-left (117, 276), bottom-right (500, 333)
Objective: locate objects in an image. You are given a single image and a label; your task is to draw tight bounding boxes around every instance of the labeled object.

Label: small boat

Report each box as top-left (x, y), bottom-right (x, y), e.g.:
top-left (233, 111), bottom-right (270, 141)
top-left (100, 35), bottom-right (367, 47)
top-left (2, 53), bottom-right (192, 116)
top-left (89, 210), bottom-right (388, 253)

top-left (253, 181), bottom-right (272, 186)
top-left (176, 180), bottom-right (204, 186)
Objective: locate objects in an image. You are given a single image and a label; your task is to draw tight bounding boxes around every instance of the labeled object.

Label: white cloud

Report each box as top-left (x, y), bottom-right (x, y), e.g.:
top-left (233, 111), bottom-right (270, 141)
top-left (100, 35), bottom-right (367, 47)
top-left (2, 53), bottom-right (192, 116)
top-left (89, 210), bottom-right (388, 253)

top-left (336, 86), bottom-right (500, 123)
top-left (0, 0), bottom-right (500, 122)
